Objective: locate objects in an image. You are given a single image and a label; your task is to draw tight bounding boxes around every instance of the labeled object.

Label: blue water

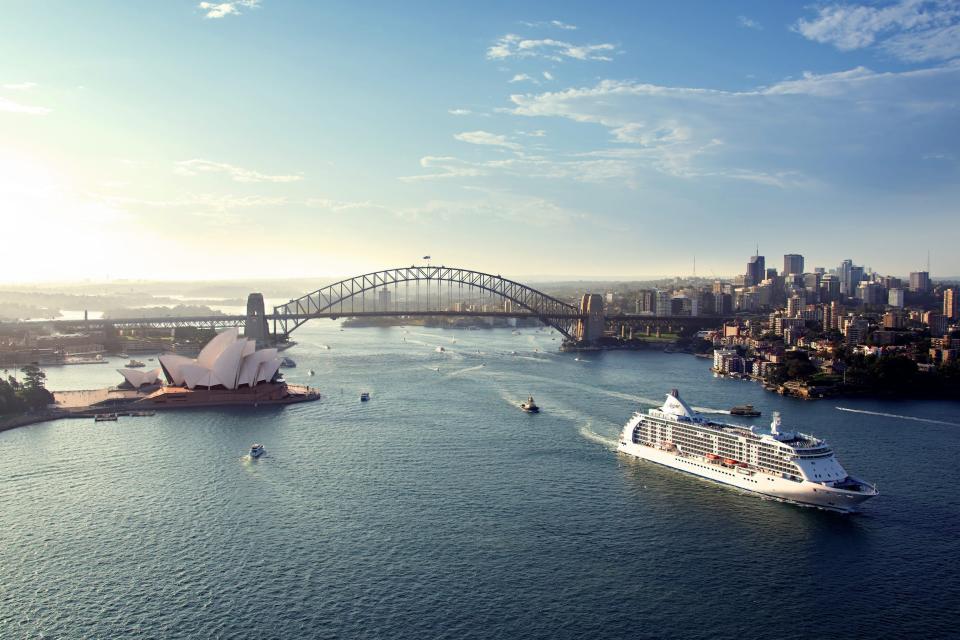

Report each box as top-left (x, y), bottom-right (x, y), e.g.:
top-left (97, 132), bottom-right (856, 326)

top-left (3, 323), bottom-right (960, 639)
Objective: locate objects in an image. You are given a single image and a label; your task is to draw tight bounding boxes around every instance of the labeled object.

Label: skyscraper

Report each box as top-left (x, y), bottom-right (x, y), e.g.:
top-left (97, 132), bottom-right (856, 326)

top-left (945, 288), bottom-right (958, 320)
top-left (783, 254), bottom-right (804, 276)
top-left (746, 253), bottom-right (765, 286)
top-left (838, 259), bottom-right (853, 297)
top-left (909, 271), bottom-right (931, 293)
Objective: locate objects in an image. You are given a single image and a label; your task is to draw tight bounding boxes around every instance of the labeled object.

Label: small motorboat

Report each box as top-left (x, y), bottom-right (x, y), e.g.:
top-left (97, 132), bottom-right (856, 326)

top-left (510, 351), bottom-right (517, 356)
top-left (520, 396), bottom-right (540, 413)
top-left (94, 413), bottom-right (118, 422)
top-left (250, 443), bottom-right (265, 458)
top-left (126, 359), bottom-right (145, 368)
top-left (435, 346), bottom-right (445, 353)
top-left (360, 392), bottom-right (370, 402)
top-left (308, 369), bottom-right (315, 376)
top-left (280, 357), bottom-right (297, 368)
top-left (730, 404), bottom-right (761, 417)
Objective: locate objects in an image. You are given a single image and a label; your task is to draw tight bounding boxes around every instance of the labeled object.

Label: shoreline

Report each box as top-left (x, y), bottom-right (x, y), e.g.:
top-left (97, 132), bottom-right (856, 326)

top-left (0, 383), bottom-right (321, 434)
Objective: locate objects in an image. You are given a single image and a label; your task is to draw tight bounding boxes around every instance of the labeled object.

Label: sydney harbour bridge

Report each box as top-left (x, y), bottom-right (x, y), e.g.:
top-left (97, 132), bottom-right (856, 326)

top-left (16, 265), bottom-right (734, 345)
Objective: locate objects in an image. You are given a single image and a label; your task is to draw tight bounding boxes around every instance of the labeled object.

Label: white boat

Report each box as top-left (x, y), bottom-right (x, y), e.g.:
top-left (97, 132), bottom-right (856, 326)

top-left (250, 443), bottom-right (265, 458)
top-left (126, 359), bottom-right (145, 368)
top-left (617, 390), bottom-right (878, 513)
top-left (435, 346), bottom-right (445, 353)
top-left (308, 369), bottom-right (315, 376)
top-left (520, 396), bottom-right (539, 413)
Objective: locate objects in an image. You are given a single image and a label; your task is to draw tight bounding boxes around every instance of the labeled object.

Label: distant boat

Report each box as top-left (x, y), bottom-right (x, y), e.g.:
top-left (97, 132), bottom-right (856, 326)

top-left (435, 346), bottom-right (445, 353)
top-left (94, 413), bottom-right (118, 422)
top-left (510, 351), bottom-right (517, 356)
top-left (308, 369), bottom-right (315, 376)
top-left (730, 404), bottom-right (761, 417)
top-left (280, 357), bottom-right (296, 368)
top-left (520, 396), bottom-right (540, 413)
top-left (321, 344), bottom-right (331, 350)
top-left (126, 359), bottom-right (145, 368)
top-left (360, 392), bottom-right (370, 402)
top-left (250, 443), bottom-right (265, 458)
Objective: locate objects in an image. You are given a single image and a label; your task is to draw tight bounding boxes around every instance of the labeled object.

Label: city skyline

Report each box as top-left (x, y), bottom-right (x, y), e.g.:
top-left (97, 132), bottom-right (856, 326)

top-left (2, 0), bottom-right (959, 282)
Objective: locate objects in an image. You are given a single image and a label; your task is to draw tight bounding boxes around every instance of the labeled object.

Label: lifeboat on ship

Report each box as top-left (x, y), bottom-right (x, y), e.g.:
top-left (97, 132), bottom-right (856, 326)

top-left (705, 453), bottom-right (721, 462)
top-left (723, 458), bottom-right (738, 466)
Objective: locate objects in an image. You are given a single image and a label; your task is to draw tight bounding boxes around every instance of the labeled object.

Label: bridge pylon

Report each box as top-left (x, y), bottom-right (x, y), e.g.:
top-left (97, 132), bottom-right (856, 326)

top-left (575, 294), bottom-right (605, 343)
top-left (244, 293), bottom-right (270, 347)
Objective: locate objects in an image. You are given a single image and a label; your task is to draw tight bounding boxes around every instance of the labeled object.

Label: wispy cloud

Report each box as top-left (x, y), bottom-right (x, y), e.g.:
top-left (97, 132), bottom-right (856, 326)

top-left (0, 96), bottom-right (51, 115)
top-left (543, 71), bottom-right (554, 80)
top-left (520, 20), bottom-right (577, 31)
top-left (487, 33), bottom-right (617, 61)
top-left (398, 156), bottom-right (487, 182)
top-left (2, 82), bottom-right (38, 91)
top-left (174, 159), bottom-right (302, 183)
top-left (509, 73), bottom-right (535, 83)
top-left (198, 0), bottom-right (260, 19)
top-left (448, 108), bottom-right (473, 115)
top-left (794, 0), bottom-right (960, 61)
top-left (454, 130), bottom-right (522, 150)
top-left (737, 15), bottom-right (762, 30)
top-left (504, 62), bottom-right (959, 185)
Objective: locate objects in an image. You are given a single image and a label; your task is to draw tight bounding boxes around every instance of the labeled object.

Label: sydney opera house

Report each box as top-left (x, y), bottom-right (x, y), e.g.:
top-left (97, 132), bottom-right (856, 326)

top-left (121, 328), bottom-right (318, 408)
top-left (157, 328), bottom-right (282, 390)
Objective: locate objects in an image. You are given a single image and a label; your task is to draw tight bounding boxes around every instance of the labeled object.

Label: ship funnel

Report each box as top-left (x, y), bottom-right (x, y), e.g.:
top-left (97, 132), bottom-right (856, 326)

top-left (771, 411), bottom-right (782, 435)
top-left (670, 389), bottom-right (679, 398)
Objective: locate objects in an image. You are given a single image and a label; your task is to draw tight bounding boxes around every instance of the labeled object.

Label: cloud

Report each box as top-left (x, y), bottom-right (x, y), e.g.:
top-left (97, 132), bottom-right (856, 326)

top-left (453, 130), bottom-right (522, 150)
top-left (505, 63), bottom-right (960, 185)
top-left (794, 0), bottom-right (960, 61)
top-left (448, 108), bottom-right (473, 115)
top-left (520, 20), bottom-right (577, 30)
top-left (2, 82), bottom-right (38, 90)
top-left (174, 159), bottom-right (302, 183)
top-left (509, 73), bottom-right (535, 83)
top-left (398, 156), bottom-right (488, 181)
top-left (737, 16), bottom-right (762, 30)
top-left (0, 96), bottom-right (51, 115)
top-left (198, 0), bottom-right (260, 19)
top-left (543, 71), bottom-right (554, 80)
top-left (487, 33), bottom-right (617, 61)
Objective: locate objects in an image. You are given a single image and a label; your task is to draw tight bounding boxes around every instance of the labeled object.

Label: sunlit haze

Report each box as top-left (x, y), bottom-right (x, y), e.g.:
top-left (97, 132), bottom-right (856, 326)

top-left (1, 1), bottom-right (958, 282)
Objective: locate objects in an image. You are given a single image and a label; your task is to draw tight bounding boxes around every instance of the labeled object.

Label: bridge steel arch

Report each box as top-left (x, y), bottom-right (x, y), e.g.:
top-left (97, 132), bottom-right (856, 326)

top-left (272, 266), bottom-right (582, 340)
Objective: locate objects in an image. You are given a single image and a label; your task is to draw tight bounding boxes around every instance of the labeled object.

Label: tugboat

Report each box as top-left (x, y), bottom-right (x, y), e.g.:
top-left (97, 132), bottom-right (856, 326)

top-left (250, 443), bottom-right (265, 458)
top-left (360, 392), bottom-right (370, 402)
top-left (520, 396), bottom-right (540, 413)
top-left (730, 404), bottom-right (761, 417)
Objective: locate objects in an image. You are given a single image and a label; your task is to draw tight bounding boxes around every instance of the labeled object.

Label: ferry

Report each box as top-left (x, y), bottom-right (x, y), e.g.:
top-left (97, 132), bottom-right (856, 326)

top-left (126, 359), bottom-right (146, 368)
top-left (520, 396), bottom-right (539, 413)
top-left (94, 413), bottom-right (118, 422)
top-left (618, 390), bottom-right (878, 513)
top-left (250, 443), bottom-right (265, 458)
top-left (730, 404), bottom-right (761, 417)
top-left (280, 357), bottom-right (296, 368)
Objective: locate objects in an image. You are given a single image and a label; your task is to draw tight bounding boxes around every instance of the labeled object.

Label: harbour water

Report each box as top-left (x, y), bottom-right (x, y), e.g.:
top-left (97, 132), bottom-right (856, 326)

top-left (2, 322), bottom-right (959, 638)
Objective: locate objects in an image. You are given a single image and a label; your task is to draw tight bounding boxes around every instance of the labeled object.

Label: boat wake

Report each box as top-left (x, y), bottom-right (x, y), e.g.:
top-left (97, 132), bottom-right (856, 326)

top-left (578, 422), bottom-right (619, 450)
top-left (835, 407), bottom-right (959, 426)
top-left (448, 364), bottom-right (486, 377)
top-left (694, 407), bottom-right (731, 415)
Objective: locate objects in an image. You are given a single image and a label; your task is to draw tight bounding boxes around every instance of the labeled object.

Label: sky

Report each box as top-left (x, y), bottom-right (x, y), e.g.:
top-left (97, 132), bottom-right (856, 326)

top-left (1, 0), bottom-right (958, 283)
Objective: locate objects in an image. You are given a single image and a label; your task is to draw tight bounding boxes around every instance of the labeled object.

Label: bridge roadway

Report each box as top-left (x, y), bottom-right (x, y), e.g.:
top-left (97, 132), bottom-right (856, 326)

top-left (10, 311), bottom-right (734, 332)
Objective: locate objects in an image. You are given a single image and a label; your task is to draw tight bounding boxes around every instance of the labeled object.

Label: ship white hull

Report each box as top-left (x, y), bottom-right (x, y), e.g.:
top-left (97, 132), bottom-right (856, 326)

top-left (617, 440), bottom-right (875, 513)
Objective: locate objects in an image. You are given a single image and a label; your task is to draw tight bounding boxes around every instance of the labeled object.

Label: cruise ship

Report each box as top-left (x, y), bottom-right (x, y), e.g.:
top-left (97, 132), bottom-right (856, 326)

top-left (618, 390), bottom-right (878, 512)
